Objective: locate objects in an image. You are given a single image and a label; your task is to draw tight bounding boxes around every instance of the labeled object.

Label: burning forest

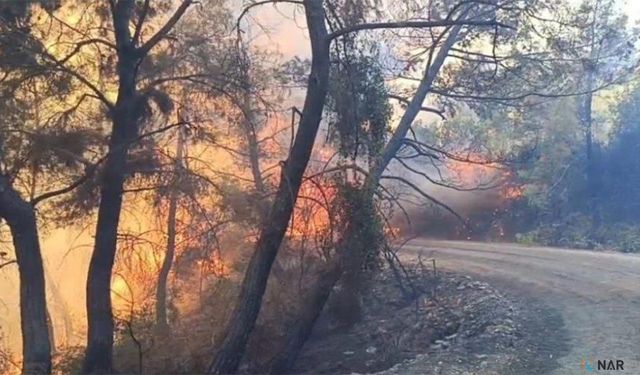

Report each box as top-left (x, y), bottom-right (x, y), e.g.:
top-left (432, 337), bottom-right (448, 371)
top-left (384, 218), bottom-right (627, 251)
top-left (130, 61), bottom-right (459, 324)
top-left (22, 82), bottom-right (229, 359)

top-left (0, 0), bottom-right (639, 374)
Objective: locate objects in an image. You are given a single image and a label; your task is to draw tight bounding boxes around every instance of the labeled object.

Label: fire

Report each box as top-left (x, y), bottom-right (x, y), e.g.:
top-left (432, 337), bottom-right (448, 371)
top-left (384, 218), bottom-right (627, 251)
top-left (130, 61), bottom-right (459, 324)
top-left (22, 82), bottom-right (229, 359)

top-left (501, 184), bottom-right (524, 200)
top-left (446, 155), bottom-right (524, 202)
top-left (289, 179), bottom-right (337, 241)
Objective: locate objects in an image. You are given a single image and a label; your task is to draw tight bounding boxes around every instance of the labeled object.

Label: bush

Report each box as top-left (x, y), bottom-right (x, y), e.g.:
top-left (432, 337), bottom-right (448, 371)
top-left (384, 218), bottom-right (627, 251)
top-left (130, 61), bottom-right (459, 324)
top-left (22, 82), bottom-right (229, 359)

top-left (598, 223), bottom-right (640, 253)
top-left (516, 213), bottom-right (594, 249)
top-left (517, 214), bottom-right (640, 253)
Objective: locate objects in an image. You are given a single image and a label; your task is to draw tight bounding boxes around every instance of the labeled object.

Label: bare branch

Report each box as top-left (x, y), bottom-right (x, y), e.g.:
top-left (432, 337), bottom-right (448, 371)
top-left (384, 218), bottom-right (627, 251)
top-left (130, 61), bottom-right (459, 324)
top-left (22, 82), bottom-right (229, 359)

top-left (58, 38), bottom-right (117, 64)
top-left (394, 156), bottom-right (501, 192)
top-left (380, 175), bottom-right (466, 225)
top-left (136, 0), bottom-right (194, 57)
top-left (133, 0), bottom-right (151, 44)
top-left (31, 165), bottom-right (97, 206)
top-left (235, 0), bottom-right (304, 32)
top-left (388, 94), bottom-right (446, 120)
top-left (328, 19), bottom-right (510, 41)
top-left (0, 260), bottom-right (17, 270)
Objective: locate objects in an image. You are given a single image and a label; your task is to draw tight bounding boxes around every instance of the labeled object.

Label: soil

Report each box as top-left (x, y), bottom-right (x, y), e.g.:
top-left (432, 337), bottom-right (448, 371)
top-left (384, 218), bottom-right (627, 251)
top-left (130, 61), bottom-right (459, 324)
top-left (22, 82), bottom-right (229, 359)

top-left (292, 266), bottom-right (566, 375)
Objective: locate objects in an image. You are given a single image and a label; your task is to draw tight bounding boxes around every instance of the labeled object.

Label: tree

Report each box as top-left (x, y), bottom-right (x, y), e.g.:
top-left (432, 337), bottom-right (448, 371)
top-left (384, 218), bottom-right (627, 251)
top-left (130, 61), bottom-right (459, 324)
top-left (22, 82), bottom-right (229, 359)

top-left (206, 1), bottom-right (330, 372)
top-left (570, 0), bottom-right (636, 229)
top-left (265, 0), bottom-right (600, 371)
top-left (207, 0), bottom-right (508, 373)
top-left (81, 2), bottom-right (197, 372)
top-left (0, 0), bottom-right (219, 372)
top-left (0, 2), bottom-right (95, 372)
top-left (0, 177), bottom-right (51, 375)
top-left (154, 125), bottom-right (185, 331)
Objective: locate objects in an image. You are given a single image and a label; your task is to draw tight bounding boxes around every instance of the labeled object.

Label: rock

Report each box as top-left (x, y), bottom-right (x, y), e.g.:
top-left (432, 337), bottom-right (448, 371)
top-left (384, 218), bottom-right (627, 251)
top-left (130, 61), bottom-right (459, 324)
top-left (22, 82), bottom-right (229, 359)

top-left (434, 339), bottom-right (450, 348)
top-left (366, 346), bottom-right (377, 354)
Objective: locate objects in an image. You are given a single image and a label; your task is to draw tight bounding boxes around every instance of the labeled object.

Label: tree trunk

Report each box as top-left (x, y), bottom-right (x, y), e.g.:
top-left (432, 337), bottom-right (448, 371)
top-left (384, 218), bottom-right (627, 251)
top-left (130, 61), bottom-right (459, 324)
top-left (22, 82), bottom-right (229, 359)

top-left (266, 261), bottom-right (342, 374)
top-left (82, 121), bottom-right (131, 374)
top-left (83, 76), bottom-right (137, 375)
top-left (582, 1), bottom-right (600, 236)
top-left (262, 15), bottom-right (470, 375)
top-left (243, 101), bottom-right (265, 195)
top-left (156, 127), bottom-right (185, 331)
top-left (581, 76), bottom-right (597, 227)
top-left (83, 1), bottom-right (138, 371)
top-left (206, 1), bottom-right (330, 373)
top-left (0, 176), bottom-right (51, 375)
top-left (367, 21), bottom-right (466, 190)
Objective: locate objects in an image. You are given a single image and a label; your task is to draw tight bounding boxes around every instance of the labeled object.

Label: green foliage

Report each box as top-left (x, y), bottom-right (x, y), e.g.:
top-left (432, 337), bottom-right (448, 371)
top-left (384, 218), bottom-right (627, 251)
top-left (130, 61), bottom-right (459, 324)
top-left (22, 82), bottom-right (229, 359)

top-left (326, 55), bottom-right (392, 163)
top-left (517, 213), bottom-right (594, 249)
top-left (597, 224), bottom-right (640, 253)
top-left (517, 216), bottom-right (640, 253)
top-left (334, 182), bottom-right (384, 269)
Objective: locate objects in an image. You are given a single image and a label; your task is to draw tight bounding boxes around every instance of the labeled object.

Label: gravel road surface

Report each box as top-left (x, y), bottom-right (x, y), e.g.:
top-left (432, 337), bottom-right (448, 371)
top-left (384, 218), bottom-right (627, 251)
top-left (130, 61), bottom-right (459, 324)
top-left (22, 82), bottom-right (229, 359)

top-left (402, 239), bottom-right (640, 374)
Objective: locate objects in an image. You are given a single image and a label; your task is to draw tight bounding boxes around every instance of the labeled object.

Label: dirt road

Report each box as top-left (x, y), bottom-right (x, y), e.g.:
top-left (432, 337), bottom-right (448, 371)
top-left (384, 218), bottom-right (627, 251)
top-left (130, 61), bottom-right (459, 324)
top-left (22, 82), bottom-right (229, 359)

top-left (402, 239), bottom-right (640, 374)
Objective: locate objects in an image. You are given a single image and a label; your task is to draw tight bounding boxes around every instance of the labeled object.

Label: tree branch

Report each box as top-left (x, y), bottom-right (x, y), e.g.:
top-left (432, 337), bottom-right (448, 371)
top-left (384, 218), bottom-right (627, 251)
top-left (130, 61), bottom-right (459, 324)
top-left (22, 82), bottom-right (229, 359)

top-left (58, 38), bottom-right (117, 65)
top-left (0, 260), bottom-right (17, 270)
top-left (132, 0), bottom-right (151, 45)
top-left (31, 165), bottom-right (97, 206)
top-left (388, 94), bottom-right (446, 119)
top-left (380, 175), bottom-right (466, 225)
top-left (235, 0), bottom-right (304, 32)
top-left (136, 0), bottom-right (194, 57)
top-left (328, 19), bottom-right (509, 41)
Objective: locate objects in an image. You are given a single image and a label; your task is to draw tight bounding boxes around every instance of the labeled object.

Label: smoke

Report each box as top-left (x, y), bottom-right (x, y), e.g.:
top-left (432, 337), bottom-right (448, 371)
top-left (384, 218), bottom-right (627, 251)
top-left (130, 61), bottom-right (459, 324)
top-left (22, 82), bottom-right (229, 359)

top-left (384, 157), bottom-right (512, 239)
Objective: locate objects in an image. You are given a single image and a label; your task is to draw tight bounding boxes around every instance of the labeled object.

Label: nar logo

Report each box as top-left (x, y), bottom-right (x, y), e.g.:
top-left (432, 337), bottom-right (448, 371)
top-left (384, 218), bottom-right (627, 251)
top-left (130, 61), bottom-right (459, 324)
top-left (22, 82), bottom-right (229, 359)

top-left (581, 357), bottom-right (625, 372)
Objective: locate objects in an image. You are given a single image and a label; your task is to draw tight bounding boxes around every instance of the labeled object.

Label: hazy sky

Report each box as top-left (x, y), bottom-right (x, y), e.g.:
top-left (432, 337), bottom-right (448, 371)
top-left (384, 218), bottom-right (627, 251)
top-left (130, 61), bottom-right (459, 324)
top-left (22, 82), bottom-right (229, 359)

top-left (251, 0), bottom-right (640, 59)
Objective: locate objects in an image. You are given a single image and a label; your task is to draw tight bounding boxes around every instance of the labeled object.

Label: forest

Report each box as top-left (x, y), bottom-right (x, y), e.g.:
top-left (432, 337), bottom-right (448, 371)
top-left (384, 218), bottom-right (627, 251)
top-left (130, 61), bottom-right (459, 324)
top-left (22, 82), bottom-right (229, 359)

top-left (0, 0), bottom-right (638, 374)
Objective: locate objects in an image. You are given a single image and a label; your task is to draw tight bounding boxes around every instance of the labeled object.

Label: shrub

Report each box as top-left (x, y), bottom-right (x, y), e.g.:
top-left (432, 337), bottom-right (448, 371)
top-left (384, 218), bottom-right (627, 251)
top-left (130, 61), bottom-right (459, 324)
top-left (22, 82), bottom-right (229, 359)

top-left (598, 223), bottom-right (640, 253)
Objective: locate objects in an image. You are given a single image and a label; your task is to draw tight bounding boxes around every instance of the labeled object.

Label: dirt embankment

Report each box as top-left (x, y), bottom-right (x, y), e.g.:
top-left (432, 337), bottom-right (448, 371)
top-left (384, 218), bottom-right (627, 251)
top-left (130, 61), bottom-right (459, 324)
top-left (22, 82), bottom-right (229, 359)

top-left (294, 268), bottom-right (559, 375)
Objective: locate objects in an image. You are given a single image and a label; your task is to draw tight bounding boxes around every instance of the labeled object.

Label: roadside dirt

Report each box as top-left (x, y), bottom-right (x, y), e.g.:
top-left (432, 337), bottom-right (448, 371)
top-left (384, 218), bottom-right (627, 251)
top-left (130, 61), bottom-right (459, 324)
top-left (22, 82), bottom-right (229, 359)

top-left (402, 239), bottom-right (640, 375)
top-left (293, 268), bottom-right (555, 374)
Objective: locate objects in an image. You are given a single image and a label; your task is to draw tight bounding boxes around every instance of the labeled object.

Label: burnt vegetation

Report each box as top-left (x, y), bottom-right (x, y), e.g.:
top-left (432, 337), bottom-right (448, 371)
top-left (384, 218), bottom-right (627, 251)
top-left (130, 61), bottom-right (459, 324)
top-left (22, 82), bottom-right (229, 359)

top-left (0, 0), bottom-right (638, 374)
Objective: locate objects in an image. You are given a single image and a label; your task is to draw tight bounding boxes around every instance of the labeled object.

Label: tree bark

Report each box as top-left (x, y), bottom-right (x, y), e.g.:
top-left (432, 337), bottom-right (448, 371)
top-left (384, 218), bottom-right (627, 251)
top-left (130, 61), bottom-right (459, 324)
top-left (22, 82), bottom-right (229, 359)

top-left (156, 127), bottom-right (185, 330)
top-left (242, 99), bottom-right (266, 195)
top-left (83, 7), bottom-right (138, 371)
top-left (581, 73), bottom-right (597, 225)
top-left (82, 116), bottom-right (132, 374)
top-left (367, 21), bottom-right (466, 190)
top-left (0, 176), bottom-right (51, 375)
top-left (266, 261), bottom-right (342, 375)
top-left (206, 1), bottom-right (330, 373)
top-left (582, 1), bottom-right (599, 232)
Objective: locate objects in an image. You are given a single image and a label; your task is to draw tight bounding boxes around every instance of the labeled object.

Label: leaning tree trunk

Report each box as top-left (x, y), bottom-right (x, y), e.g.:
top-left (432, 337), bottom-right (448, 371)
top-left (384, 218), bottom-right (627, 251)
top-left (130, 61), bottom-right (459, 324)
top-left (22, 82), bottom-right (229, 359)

top-left (266, 261), bottom-right (341, 374)
top-left (206, 1), bottom-right (330, 373)
top-left (0, 176), bottom-right (51, 375)
top-left (155, 127), bottom-right (185, 331)
top-left (262, 19), bottom-right (469, 375)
